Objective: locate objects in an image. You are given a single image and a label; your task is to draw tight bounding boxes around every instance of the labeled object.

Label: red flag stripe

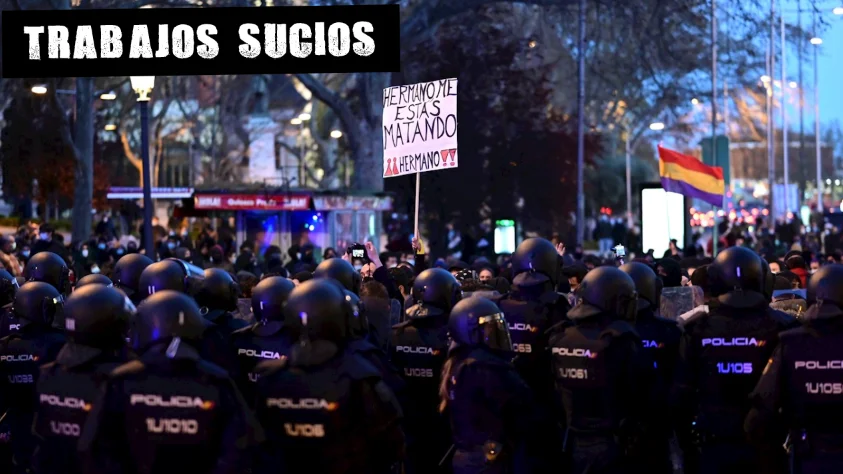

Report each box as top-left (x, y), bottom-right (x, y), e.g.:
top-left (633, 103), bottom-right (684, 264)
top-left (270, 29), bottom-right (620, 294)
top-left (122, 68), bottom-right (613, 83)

top-left (658, 146), bottom-right (724, 180)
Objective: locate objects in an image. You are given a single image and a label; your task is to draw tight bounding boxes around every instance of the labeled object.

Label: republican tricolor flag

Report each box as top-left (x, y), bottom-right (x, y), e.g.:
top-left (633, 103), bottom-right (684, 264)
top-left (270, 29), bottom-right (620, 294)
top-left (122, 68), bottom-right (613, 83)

top-left (658, 146), bottom-right (725, 207)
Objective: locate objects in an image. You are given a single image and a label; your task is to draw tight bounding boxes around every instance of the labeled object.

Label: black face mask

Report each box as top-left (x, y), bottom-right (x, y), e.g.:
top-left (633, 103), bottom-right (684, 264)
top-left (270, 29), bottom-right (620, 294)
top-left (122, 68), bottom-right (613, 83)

top-left (362, 276), bottom-right (374, 284)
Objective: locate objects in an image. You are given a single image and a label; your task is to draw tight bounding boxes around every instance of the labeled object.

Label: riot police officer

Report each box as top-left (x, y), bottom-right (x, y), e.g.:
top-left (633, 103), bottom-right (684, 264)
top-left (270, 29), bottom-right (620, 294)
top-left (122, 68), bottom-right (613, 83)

top-left (746, 263), bottom-right (843, 473)
top-left (78, 290), bottom-right (263, 474)
top-left (675, 246), bottom-right (796, 474)
top-left (230, 276), bottom-right (295, 405)
top-left (195, 268), bottom-right (249, 336)
top-left (32, 284), bottom-right (134, 474)
top-left (0, 282), bottom-right (67, 473)
top-left (75, 273), bottom-right (113, 289)
top-left (441, 296), bottom-right (539, 474)
top-left (111, 253), bottom-right (153, 304)
top-left (547, 266), bottom-right (651, 474)
top-left (24, 252), bottom-right (71, 296)
top-left (391, 267), bottom-right (460, 474)
top-left (137, 258), bottom-right (205, 300)
top-left (253, 279), bottom-right (404, 474)
top-left (0, 269), bottom-right (20, 339)
top-left (619, 261), bottom-right (681, 474)
top-left (314, 257), bottom-right (362, 294)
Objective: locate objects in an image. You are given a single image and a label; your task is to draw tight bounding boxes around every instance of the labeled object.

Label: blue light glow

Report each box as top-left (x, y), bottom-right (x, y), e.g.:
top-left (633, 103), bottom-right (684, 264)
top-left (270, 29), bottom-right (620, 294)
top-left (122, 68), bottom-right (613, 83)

top-left (312, 215), bottom-right (318, 222)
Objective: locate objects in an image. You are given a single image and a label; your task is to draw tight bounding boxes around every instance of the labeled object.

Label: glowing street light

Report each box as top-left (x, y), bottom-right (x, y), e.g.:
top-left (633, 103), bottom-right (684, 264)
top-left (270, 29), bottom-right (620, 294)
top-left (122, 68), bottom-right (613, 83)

top-left (691, 98), bottom-right (699, 105)
top-left (789, 81), bottom-right (798, 89)
top-left (31, 85), bottom-right (47, 95)
top-left (298, 113), bottom-right (311, 121)
top-left (100, 92), bottom-right (117, 100)
top-left (834, 6), bottom-right (843, 15)
top-left (291, 118), bottom-right (302, 125)
top-left (760, 75), bottom-right (771, 83)
top-left (330, 130), bottom-right (343, 139)
top-left (810, 37), bottom-right (823, 45)
top-left (104, 124), bottom-right (117, 131)
top-left (649, 122), bottom-right (665, 131)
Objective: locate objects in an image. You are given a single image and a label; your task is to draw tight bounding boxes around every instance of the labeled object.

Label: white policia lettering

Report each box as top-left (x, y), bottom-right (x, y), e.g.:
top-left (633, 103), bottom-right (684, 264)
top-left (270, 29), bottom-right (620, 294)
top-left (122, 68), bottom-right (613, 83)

top-left (642, 340), bottom-right (663, 348)
top-left (0, 354), bottom-right (36, 362)
top-left (237, 348), bottom-right (282, 359)
top-left (701, 337), bottom-right (766, 347)
top-left (130, 394), bottom-right (213, 409)
top-left (716, 362), bottom-right (753, 374)
top-left (395, 346), bottom-right (438, 355)
top-left (284, 423), bottom-right (325, 438)
top-left (145, 418), bottom-right (199, 434)
top-left (805, 382), bottom-right (843, 395)
top-left (404, 367), bottom-right (434, 378)
top-left (40, 394), bottom-right (91, 410)
top-left (49, 421), bottom-right (81, 437)
top-left (508, 323), bottom-right (535, 332)
top-left (551, 347), bottom-right (597, 358)
top-left (795, 360), bottom-right (843, 370)
top-left (266, 398), bottom-right (337, 410)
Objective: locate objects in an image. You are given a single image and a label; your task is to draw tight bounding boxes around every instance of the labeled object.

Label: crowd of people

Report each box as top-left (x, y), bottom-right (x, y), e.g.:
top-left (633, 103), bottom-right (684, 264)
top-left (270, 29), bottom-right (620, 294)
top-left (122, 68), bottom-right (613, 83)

top-left (0, 214), bottom-right (842, 474)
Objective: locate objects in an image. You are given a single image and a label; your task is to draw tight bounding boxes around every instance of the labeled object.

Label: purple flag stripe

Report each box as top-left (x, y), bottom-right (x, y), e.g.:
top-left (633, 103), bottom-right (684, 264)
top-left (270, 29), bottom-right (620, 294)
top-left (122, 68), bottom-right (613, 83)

top-left (660, 177), bottom-right (724, 207)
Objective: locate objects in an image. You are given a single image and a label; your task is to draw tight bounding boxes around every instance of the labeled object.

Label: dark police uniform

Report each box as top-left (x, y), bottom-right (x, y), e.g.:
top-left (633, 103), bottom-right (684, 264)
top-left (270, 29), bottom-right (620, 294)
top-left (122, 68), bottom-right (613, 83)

top-left (31, 283), bottom-right (134, 474)
top-left (746, 264), bottom-right (843, 474)
top-left (254, 278), bottom-right (404, 474)
top-left (443, 297), bottom-right (540, 474)
top-left (391, 268), bottom-right (460, 474)
top-left (78, 291), bottom-right (262, 474)
top-left (548, 266), bottom-right (650, 474)
top-left (675, 247), bottom-right (796, 474)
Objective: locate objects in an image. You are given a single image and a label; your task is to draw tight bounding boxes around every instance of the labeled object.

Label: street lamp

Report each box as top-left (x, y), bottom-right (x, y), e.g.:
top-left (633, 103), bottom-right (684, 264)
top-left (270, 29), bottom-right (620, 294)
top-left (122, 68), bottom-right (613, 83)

top-left (130, 75), bottom-right (156, 259)
top-left (298, 113), bottom-right (311, 121)
top-left (812, 30), bottom-right (822, 211)
top-left (810, 37), bottom-right (823, 45)
top-left (290, 118), bottom-right (302, 125)
top-left (99, 92), bottom-right (117, 101)
top-left (330, 130), bottom-right (342, 138)
top-left (104, 124), bottom-right (117, 131)
top-left (31, 85), bottom-right (47, 95)
top-left (649, 122), bottom-right (665, 131)
top-left (760, 75), bottom-right (772, 83)
top-left (834, 6), bottom-right (843, 15)
top-left (788, 81), bottom-right (798, 89)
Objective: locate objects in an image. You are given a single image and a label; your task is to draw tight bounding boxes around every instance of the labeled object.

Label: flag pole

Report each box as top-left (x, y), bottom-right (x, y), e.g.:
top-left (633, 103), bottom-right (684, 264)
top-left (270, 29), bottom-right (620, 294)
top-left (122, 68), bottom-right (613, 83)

top-left (711, 0), bottom-right (719, 257)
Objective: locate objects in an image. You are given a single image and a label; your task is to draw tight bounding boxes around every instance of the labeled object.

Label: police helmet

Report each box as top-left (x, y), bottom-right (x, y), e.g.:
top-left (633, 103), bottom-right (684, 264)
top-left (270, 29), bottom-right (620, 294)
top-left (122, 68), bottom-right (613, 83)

top-left (343, 289), bottom-right (369, 338)
top-left (708, 246), bottom-right (765, 308)
top-left (806, 264), bottom-right (843, 318)
top-left (13, 281), bottom-right (63, 327)
top-left (195, 268), bottom-right (239, 312)
top-left (138, 258), bottom-right (205, 300)
top-left (511, 238), bottom-right (559, 286)
top-left (24, 251), bottom-right (70, 294)
top-left (313, 258), bottom-right (361, 294)
top-left (132, 290), bottom-right (205, 352)
top-left (76, 273), bottom-right (113, 289)
top-left (412, 268), bottom-right (462, 315)
top-left (760, 258), bottom-right (774, 302)
top-left (0, 269), bottom-right (19, 307)
top-left (448, 296), bottom-right (512, 352)
top-left (64, 284), bottom-right (134, 349)
top-left (112, 253), bottom-right (153, 299)
top-left (251, 276), bottom-right (295, 322)
top-left (619, 262), bottom-right (659, 311)
top-left (568, 266), bottom-right (638, 320)
top-left (283, 279), bottom-right (350, 344)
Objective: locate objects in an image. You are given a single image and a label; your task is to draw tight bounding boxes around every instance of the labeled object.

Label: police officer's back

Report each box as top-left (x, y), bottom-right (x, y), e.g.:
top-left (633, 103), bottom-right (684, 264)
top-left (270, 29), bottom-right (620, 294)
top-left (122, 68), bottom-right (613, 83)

top-left (0, 282), bottom-right (66, 473)
top-left (313, 257), bottom-right (362, 295)
top-left (675, 247), bottom-right (795, 474)
top-left (32, 284), bottom-right (133, 474)
top-left (78, 290), bottom-right (262, 474)
top-left (230, 276), bottom-right (295, 405)
top-left (746, 264), bottom-right (843, 474)
top-left (0, 269), bottom-right (20, 339)
top-left (619, 262), bottom-right (681, 474)
top-left (253, 279), bottom-right (404, 474)
top-left (196, 268), bottom-right (249, 336)
top-left (547, 266), bottom-right (650, 474)
top-left (442, 296), bottom-right (539, 474)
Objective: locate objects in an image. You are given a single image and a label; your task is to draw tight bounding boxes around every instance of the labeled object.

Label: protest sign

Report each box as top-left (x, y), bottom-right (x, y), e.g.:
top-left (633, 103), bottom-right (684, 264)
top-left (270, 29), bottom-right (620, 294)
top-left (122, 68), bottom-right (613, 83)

top-left (382, 78), bottom-right (458, 178)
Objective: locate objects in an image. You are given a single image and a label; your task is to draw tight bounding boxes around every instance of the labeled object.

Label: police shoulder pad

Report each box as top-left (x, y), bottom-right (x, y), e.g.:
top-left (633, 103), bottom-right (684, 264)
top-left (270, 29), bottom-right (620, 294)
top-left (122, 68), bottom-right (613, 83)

top-left (230, 324), bottom-right (254, 337)
top-left (342, 353), bottom-right (382, 381)
top-left (109, 360), bottom-right (146, 378)
top-left (196, 359), bottom-right (230, 379)
top-left (254, 358), bottom-right (288, 377)
top-left (601, 320), bottom-right (639, 340)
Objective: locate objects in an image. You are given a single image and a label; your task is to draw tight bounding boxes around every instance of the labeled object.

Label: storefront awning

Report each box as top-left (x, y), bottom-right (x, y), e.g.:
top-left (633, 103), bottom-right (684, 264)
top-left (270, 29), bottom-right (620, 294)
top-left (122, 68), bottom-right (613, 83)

top-left (108, 187), bottom-right (194, 200)
top-left (193, 193), bottom-right (311, 211)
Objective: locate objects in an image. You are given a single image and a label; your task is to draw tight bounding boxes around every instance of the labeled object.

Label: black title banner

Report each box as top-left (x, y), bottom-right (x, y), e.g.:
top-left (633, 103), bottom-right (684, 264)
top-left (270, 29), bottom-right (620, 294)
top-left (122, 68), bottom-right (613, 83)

top-left (1, 5), bottom-right (400, 78)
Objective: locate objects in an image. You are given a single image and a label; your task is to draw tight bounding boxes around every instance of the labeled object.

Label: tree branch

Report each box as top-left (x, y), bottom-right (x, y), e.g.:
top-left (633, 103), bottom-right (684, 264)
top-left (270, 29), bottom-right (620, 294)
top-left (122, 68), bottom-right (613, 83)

top-left (119, 130), bottom-right (143, 177)
top-left (293, 73), bottom-right (361, 152)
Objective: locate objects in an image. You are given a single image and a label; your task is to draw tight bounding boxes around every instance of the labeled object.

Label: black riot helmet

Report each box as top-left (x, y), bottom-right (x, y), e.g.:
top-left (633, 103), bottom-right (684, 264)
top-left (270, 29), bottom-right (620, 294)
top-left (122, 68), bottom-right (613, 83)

top-left (75, 273), bottom-right (113, 289)
top-left (132, 290), bottom-right (205, 353)
top-left (448, 296), bottom-right (512, 352)
top-left (708, 246), bottom-right (765, 308)
top-left (283, 279), bottom-right (350, 344)
top-left (63, 284), bottom-right (134, 349)
top-left (0, 269), bottom-right (19, 306)
top-left (138, 258), bottom-right (205, 300)
top-left (760, 258), bottom-right (775, 302)
top-left (511, 238), bottom-right (559, 286)
top-left (112, 253), bottom-right (153, 300)
top-left (24, 251), bottom-right (70, 294)
top-left (343, 289), bottom-right (369, 338)
top-left (195, 268), bottom-right (239, 312)
top-left (314, 258), bottom-right (361, 294)
top-left (806, 264), bottom-right (843, 318)
top-left (13, 281), bottom-right (63, 328)
top-left (412, 268), bottom-right (462, 316)
top-left (251, 276), bottom-right (295, 323)
top-left (568, 266), bottom-right (638, 321)
top-left (619, 262), bottom-right (659, 311)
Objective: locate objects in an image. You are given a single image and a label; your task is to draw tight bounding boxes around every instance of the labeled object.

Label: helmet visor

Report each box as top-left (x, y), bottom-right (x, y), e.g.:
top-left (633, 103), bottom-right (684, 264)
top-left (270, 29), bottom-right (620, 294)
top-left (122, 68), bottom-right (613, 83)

top-left (478, 313), bottom-right (513, 352)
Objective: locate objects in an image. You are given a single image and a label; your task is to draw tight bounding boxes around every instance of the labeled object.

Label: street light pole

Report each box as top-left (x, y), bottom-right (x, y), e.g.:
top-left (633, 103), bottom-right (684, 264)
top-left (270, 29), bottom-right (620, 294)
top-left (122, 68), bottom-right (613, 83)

top-left (625, 130), bottom-right (632, 228)
top-left (813, 20), bottom-right (822, 212)
top-left (575, 0), bottom-right (586, 245)
top-left (130, 76), bottom-right (156, 259)
top-left (781, 4), bottom-right (790, 214)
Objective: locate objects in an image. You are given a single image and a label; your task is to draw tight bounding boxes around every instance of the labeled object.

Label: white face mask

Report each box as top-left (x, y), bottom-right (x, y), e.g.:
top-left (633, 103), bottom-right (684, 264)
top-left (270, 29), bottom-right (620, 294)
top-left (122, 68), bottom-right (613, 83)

top-left (39, 233), bottom-right (49, 241)
top-left (81, 249), bottom-right (89, 258)
top-left (406, 259), bottom-right (415, 266)
top-left (388, 263), bottom-right (397, 269)
top-left (91, 265), bottom-right (100, 274)
top-left (353, 264), bottom-right (363, 272)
